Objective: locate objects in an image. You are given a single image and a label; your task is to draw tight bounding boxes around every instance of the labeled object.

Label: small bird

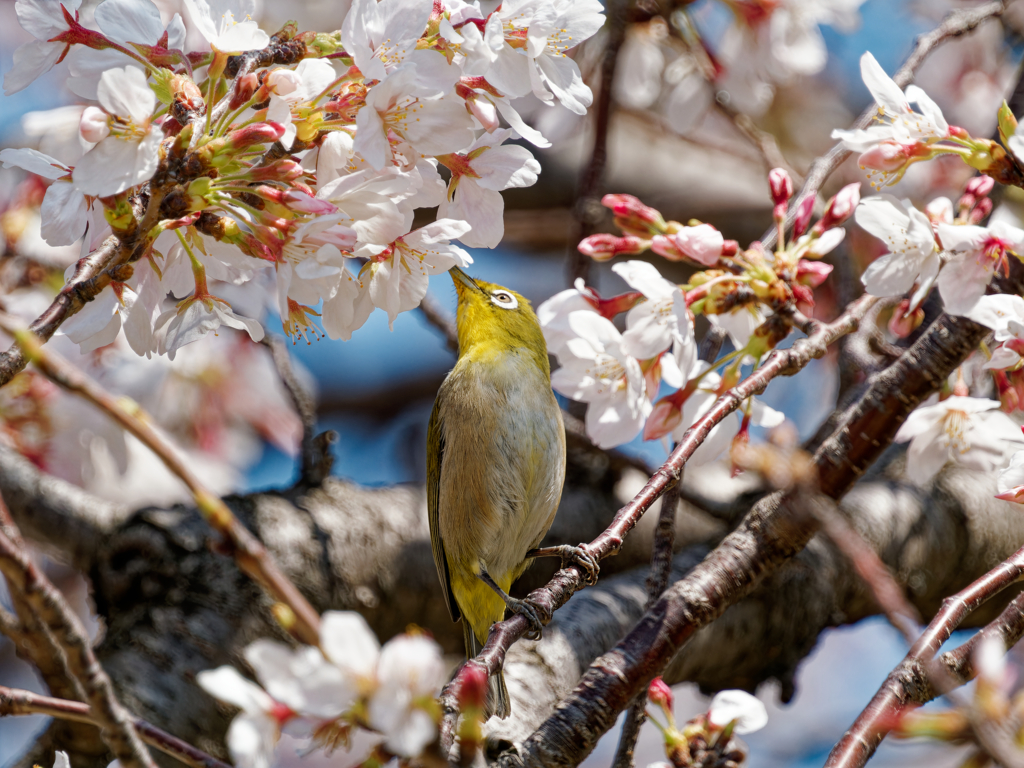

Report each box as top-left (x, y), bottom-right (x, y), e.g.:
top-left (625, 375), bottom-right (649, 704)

top-left (427, 267), bottom-right (597, 718)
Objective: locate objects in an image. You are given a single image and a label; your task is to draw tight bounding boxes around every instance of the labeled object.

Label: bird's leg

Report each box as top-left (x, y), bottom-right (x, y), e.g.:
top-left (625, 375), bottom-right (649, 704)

top-left (477, 570), bottom-right (545, 641)
top-left (526, 544), bottom-right (600, 586)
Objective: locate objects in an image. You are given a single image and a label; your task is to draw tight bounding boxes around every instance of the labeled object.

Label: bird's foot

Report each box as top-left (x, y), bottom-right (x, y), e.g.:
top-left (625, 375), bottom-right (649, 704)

top-left (527, 544), bottom-right (600, 586)
top-left (502, 595), bottom-right (545, 641)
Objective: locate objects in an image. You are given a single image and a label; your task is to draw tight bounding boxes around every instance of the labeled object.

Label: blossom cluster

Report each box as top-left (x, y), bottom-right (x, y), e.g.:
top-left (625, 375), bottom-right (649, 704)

top-left (0, 0), bottom-right (604, 357)
top-left (197, 611), bottom-right (447, 768)
top-left (540, 171), bottom-right (855, 454)
top-left (644, 677), bottom-right (768, 768)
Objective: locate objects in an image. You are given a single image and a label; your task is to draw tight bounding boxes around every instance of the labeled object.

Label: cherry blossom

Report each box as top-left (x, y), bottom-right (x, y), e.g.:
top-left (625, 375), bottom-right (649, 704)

top-left (855, 195), bottom-right (940, 307)
top-left (550, 311), bottom-right (650, 449)
top-left (196, 666), bottom-right (293, 768)
top-left (486, 0), bottom-right (605, 115)
top-left (708, 690), bottom-right (769, 734)
top-left (436, 128), bottom-right (540, 248)
top-left (354, 219), bottom-right (473, 329)
top-left (183, 0), bottom-right (270, 52)
top-left (64, 0), bottom-right (186, 100)
top-left (936, 219), bottom-right (1024, 315)
top-left (3, 0), bottom-right (83, 95)
top-left (341, 0), bottom-right (432, 82)
top-left (996, 449), bottom-right (1024, 503)
top-left (71, 66), bottom-right (161, 197)
top-left (0, 148), bottom-right (88, 246)
top-left (155, 294), bottom-right (264, 359)
top-left (651, 224), bottom-right (724, 266)
top-left (894, 395), bottom-right (1024, 485)
top-left (832, 52), bottom-right (949, 154)
top-left (963, 294), bottom-right (1024, 370)
top-left (265, 59), bottom-right (338, 150)
top-left (612, 260), bottom-right (698, 388)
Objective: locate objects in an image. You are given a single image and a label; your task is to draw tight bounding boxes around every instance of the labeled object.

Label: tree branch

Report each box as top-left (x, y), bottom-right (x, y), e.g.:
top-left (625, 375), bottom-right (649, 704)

top-left (0, 316), bottom-right (322, 646)
top-left (0, 686), bottom-right (230, 768)
top-left (0, 514), bottom-right (156, 768)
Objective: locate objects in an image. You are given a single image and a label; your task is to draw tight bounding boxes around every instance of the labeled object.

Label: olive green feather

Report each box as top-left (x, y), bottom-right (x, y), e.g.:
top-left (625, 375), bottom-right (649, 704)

top-left (427, 397), bottom-right (460, 623)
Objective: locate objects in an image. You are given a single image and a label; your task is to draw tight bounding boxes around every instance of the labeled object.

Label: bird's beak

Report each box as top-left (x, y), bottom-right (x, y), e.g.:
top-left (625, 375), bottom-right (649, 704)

top-left (450, 266), bottom-right (485, 295)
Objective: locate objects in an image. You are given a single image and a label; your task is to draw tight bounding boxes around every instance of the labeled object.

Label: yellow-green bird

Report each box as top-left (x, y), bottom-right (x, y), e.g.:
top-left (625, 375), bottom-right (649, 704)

top-left (427, 267), bottom-right (597, 718)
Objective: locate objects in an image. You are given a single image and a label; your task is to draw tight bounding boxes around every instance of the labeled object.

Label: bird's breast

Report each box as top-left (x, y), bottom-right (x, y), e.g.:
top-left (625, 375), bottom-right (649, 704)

top-left (437, 349), bottom-right (566, 582)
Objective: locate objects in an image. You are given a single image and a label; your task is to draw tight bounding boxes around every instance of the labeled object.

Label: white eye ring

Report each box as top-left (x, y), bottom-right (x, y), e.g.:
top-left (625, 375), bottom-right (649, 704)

top-left (490, 291), bottom-right (518, 309)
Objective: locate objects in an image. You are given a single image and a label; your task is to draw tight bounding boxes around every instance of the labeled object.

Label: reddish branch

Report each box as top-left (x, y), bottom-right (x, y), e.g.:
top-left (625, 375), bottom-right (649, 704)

top-left (760, 0), bottom-right (1004, 251)
top-left (438, 293), bottom-right (876, 753)
top-left (0, 521), bottom-right (156, 768)
top-left (0, 686), bottom-right (231, 768)
top-left (824, 547), bottom-right (1024, 768)
top-left (0, 316), bottom-right (322, 646)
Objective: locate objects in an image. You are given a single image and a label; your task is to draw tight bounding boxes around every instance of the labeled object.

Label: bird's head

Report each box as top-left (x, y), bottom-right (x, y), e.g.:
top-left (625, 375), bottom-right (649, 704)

top-left (449, 266), bottom-right (549, 372)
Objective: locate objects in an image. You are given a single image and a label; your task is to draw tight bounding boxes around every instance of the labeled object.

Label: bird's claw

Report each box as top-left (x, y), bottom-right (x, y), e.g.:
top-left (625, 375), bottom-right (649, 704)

top-left (562, 544), bottom-right (600, 586)
top-left (504, 596), bottom-right (545, 641)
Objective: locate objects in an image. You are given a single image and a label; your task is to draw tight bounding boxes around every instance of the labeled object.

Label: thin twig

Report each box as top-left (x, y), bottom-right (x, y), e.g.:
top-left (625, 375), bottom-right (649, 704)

top-left (0, 518), bottom-right (155, 768)
top-left (566, 0), bottom-right (631, 285)
top-left (760, 0), bottom-right (1004, 250)
top-left (0, 685), bottom-right (231, 768)
top-left (439, 293), bottom-right (876, 752)
top-left (0, 316), bottom-right (321, 646)
top-left (824, 545), bottom-right (1024, 768)
top-left (612, 478), bottom-right (681, 768)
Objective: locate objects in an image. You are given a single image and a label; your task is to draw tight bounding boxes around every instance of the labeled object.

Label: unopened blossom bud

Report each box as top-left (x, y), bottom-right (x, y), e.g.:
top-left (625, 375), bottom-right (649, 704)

top-left (578, 234), bottom-right (647, 261)
top-left (966, 175), bottom-right (995, 198)
top-left (651, 224), bottom-right (724, 266)
top-left (792, 195), bottom-right (814, 239)
top-left (708, 690), bottom-right (768, 735)
top-left (648, 677), bottom-right (674, 712)
top-left (722, 239), bottom-right (739, 257)
top-left (267, 68), bottom-right (302, 97)
top-left (889, 298), bottom-right (924, 338)
top-left (768, 168), bottom-right (792, 207)
top-left (970, 197), bottom-right (993, 224)
top-left (602, 193), bottom-right (666, 236)
top-left (791, 283), bottom-right (815, 312)
top-left (229, 72), bottom-right (260, 110)
top-left (993, 370), bottom-right (1020, 413)
top-left (815, 182), bottom-right (861, 232)
top-left (957, 192), bottom-right (976, 213)
top-left (795, 260), bottom-right (833, 287)
top-left (807, 227), bottom-right (846, 257)
top-left (858, 142), bottom-right (909, 172)
top-left (464, 94), bottom-right (499, 132)
top-left (644, 398), bottom-right (683, 441)
top-left (458, 664), bottom-right (489, 711)
top-left (228, 122), bottom-right (285, 150)
top-left (248, 159), bottom-right (304, 182)
top-left (170, 75), bottom-right (206, 125)
top-left (925, 196), bottom-right (953, 225)
top-left (79, 107), bottom-right (109, 143)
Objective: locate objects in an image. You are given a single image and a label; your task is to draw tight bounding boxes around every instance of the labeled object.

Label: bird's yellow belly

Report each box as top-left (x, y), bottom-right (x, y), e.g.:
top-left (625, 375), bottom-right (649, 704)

top-left (437, 356), bottom-right (566, 643)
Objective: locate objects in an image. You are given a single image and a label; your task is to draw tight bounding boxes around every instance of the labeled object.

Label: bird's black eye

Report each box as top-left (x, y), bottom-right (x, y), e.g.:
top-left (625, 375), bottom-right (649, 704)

top-left (490, 291), bottom-right (519, 309)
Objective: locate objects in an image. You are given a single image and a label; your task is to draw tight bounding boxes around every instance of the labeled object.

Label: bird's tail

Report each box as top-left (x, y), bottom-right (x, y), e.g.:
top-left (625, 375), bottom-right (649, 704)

top-left (463, 620), bottom-right (511, 719)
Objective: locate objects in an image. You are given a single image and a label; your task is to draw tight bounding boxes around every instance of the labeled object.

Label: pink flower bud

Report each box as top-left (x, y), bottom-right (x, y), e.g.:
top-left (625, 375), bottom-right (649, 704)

top-left (229, 72), bottom-right (260, 110)
top-left (792, 195), bottom-right (814, 239)
top-left (858, 142), bottom-right (909, 172)
top-left (795, 259), bottom-right (833, 287)
top-left (602, 193), bottom-right (666, 235)
top-left (228, 122), bottom-right (286, 149)
top-left (970, 197), bottom-right (993, 224)
top-left (889, 298), bottom-right (924, 338)
top-left (248, 160), bottom-right (304, 182)
top-left (768, 168), bottom-right (792, 207)
top-left (644, 398), bottom-right (682, 441)
top-left (80, 107), bottom-right (110, 143)
top-left (966, 175), bottom-right (995, 198)
top-left (817, 182), bottom-right (860, 231)
top-left (283, 189), bottom-right (337, 214)
top-left (465, 94), bottom-right (499, 133)
top-left (925, 196), bottom-right (953, 225)
top-left (721, 239), bottom-right (739, 257)
top-left (457, 664), bottom-right (489, 710)
top-left (267, 68), bottom-right (302, 97)
top-left (653, 224), bottom-right (724, 266)
top-left (648, 677), bottom-right (674, 710)
top-left (578, 234), bottom-right (646, 261)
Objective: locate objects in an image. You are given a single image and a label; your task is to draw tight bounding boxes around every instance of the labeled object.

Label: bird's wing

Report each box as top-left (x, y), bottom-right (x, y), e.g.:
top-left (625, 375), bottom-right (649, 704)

top-left (427, 396), bottom-right (460, 623)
